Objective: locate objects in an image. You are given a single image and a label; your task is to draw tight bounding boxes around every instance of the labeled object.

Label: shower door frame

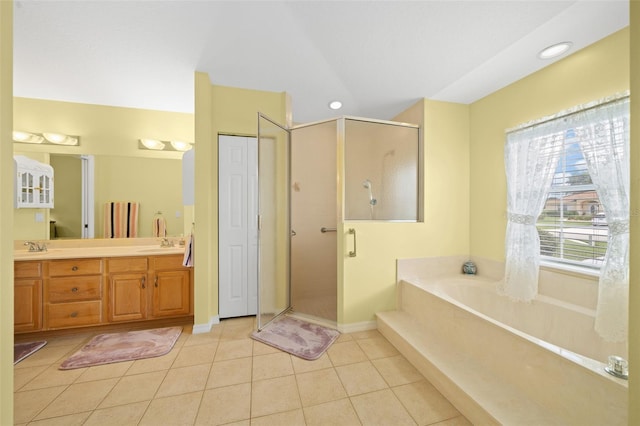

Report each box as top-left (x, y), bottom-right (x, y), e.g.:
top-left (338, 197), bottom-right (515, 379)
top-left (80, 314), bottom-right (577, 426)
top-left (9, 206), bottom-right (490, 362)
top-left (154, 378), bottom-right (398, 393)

top-left (256, 112), bottom-right (292, 331)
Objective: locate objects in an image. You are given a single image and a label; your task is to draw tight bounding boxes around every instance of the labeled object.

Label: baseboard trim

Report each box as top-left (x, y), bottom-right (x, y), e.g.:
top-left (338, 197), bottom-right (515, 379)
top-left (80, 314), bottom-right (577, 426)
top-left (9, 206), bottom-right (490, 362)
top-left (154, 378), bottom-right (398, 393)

top-left (287, 311), bottom-right (338, 330)
top-left (337, 320), bottom-right (377, 333)
top-left (192, 315), bottom-right (220, 334)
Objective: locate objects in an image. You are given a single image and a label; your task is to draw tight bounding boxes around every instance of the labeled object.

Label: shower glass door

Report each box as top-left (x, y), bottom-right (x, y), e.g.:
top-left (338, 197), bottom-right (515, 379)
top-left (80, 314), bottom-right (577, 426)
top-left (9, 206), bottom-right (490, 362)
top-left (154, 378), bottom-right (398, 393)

top-left (257, 113), bottom-right (291, 331)
top-left (290, 119), bottom-right (338, 322)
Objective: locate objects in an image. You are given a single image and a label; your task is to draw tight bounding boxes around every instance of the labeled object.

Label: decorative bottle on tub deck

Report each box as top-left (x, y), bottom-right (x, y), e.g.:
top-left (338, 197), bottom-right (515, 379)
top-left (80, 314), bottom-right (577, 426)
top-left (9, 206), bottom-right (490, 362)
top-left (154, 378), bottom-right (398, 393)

top-left (462, 261), bottom-right (477, 275)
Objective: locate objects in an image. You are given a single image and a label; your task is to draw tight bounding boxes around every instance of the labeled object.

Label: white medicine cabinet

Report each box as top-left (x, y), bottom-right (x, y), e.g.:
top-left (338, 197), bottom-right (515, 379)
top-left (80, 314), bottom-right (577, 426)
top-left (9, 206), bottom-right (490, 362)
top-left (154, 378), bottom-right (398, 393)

top-left (14, 155), bottom-right (54, 208)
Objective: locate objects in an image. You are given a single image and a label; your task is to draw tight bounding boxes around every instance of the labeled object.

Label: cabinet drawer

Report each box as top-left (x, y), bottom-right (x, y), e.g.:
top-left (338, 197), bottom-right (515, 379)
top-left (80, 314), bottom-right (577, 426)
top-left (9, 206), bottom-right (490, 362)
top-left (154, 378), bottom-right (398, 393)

top-left (15, 261), bottom-right (42, 279)
top-left (49, 259), bottom-right (102, 276)
top-left (47, 301), bottom-right (102, 329)
top-left (49, 276), bottom-right (102, 303)
top-left (151, 255), bottom-right (186, 270)
top-left (108, 257), bottom-right (148, 273)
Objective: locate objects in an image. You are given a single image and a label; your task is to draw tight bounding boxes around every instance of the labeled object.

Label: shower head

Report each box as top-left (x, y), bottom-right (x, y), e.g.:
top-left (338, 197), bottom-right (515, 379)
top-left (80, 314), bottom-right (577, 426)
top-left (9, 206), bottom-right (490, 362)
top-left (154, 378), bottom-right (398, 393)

top-left (362, 179), bottom-right (377, 206)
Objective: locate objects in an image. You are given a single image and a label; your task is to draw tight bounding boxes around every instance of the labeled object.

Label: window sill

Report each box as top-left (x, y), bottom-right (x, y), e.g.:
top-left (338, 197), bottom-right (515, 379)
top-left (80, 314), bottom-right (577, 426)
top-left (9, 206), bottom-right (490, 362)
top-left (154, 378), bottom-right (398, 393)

top-left (539, 259), bottom-right (600, 279)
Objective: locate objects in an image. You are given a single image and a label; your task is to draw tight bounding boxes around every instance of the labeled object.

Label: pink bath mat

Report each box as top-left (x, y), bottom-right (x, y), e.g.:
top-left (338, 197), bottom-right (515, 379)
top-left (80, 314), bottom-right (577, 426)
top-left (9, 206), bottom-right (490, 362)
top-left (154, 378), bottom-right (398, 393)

top-left (251, 316), bottom-right (340, 360)
top-left (59, 326), bottom-right (182, 370)
top-left (14, 341), bottom-right (47, 365)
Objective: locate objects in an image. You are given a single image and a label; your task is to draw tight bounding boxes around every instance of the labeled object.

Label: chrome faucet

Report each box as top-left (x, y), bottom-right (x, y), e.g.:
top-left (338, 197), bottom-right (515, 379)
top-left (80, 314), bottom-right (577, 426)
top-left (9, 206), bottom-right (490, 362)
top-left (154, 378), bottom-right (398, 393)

top-left (24, 241), bottom-right (47, 252)
top-left (159, 238), bottom-right (174, 248)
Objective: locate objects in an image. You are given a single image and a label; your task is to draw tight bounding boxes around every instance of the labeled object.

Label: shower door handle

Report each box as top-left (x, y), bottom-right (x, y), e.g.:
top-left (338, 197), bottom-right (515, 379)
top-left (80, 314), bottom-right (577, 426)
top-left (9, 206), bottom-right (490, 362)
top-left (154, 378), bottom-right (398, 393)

top-left (348, 228), bottom-right (357, 257)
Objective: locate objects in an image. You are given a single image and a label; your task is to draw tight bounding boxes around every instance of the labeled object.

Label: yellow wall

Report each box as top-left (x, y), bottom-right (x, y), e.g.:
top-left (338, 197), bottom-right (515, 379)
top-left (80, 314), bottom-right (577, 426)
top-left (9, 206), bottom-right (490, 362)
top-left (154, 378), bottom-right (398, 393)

top-left (628, 2), bottom-right (639, 422)
top-left (341, 99), bottom-right (471, 324)
top-left (469, 28), bottom-right (630, 261)
top-left (193, 73), bottom-right (288, 327)
top-left (94, 156), bottom-right (183, 238)
top-left (0, 2), bottom-right (13, 423)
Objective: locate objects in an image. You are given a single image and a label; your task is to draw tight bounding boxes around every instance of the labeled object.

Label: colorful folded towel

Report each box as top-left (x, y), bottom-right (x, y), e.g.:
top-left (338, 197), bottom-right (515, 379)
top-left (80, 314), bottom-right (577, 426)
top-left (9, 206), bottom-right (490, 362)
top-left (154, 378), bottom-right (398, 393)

top-left (104, 202), bottom-right (139, 238)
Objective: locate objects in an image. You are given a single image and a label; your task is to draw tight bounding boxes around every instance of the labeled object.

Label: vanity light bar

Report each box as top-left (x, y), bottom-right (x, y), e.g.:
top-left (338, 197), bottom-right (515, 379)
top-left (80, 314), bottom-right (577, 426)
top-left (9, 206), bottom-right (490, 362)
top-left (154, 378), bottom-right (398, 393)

top-left (13, 131), bottom-right (79, 146)
top-left (138, 138), bottom-right (193, 152)
top-left (139, 138), bottom-right (166, 150)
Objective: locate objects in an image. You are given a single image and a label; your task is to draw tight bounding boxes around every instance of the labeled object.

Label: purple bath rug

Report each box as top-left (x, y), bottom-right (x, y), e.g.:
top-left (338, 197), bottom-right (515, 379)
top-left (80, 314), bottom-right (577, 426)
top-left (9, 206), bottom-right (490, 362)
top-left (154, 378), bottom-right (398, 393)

top-left (14, 341), bottom-right (47, 365)
top-left (59, 326), bottom-right (182, 370)
top-left (251, 316), bottom-right (340, 360)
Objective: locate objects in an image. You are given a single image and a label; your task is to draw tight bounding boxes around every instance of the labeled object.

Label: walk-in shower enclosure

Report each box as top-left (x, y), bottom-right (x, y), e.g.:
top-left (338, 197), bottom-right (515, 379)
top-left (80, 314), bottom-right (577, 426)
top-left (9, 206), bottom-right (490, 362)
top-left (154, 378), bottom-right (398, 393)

top-left (288, 117), bottom-right (421, 325)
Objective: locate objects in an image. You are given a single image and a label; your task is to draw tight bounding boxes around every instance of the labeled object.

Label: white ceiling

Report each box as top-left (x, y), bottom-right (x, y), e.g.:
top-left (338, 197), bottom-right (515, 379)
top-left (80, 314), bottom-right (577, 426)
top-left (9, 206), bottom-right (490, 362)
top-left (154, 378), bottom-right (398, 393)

top-left (13, 0), bottom-right (629, 124)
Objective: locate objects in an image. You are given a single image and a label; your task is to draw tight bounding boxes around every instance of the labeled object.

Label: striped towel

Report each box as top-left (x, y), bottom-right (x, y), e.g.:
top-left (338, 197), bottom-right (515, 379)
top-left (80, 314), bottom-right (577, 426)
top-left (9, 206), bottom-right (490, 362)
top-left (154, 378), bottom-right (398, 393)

top-left (152, 216), bottom-right (167, 237)
top-left (104, 202), bottom-right (139, 238)
top-left (182, 233), bottom-right (194, 267)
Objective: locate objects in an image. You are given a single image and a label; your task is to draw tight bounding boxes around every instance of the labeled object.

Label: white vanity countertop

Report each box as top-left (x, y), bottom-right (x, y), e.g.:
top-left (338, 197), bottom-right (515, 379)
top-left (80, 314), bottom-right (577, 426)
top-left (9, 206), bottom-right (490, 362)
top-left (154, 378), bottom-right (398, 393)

top-left (14, 238), bottom-right (187, 261)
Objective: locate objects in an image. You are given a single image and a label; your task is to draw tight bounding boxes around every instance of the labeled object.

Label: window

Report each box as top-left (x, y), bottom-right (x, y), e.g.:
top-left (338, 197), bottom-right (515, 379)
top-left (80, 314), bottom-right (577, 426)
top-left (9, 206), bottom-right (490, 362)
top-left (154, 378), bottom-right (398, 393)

top-left (504, 94), bottom-right (629, 341)
top-left (537, 130), bottom-right (606, 268)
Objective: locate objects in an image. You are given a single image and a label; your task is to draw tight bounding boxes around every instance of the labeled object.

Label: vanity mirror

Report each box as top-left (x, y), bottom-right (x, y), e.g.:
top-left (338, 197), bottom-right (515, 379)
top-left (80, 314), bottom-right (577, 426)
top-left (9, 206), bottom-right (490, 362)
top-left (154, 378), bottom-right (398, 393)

top-left (14, 152), bottom-right (185, 241)
top-left (13, 97), bottom-right (194, 242)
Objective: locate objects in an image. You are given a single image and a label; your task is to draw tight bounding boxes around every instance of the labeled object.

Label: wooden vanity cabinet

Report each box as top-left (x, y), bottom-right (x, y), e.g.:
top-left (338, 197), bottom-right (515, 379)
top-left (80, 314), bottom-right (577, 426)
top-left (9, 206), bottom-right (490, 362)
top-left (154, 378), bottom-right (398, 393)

top-left (15, 253), bottom-right (192, 334)
top-left (149, 255), bottom-right (192, 318)
top-left (108, 257), bottom-right (148, 322)
top-left (14, 261), bottom-right (43, 333)
top-left (45, 258), bottom-right (104, 329)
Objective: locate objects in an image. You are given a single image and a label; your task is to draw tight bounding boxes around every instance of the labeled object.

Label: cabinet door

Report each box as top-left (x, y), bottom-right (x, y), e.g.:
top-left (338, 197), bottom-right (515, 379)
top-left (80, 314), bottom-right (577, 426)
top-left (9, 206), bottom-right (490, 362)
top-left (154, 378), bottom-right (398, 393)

top-left (152, 270), bottom-right (190, 317)
top-left (15, 169), bottom-right (54, 209)
top-left (109, 272), bottom-right (147, 322)
top-left (14, 279), bottom-right (42, 333)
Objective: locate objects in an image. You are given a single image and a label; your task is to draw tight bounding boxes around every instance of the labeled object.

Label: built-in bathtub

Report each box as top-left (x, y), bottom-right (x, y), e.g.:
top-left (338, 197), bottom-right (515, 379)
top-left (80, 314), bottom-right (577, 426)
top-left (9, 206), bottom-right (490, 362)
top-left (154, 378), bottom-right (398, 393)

top-left (376, 256), bottom-right (628, 425)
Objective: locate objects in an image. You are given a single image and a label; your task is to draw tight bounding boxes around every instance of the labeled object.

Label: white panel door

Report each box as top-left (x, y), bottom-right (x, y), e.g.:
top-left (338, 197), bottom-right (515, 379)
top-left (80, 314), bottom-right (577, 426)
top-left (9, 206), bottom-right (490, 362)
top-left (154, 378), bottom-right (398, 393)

top-left (219, 135), bottom-right (258, 318)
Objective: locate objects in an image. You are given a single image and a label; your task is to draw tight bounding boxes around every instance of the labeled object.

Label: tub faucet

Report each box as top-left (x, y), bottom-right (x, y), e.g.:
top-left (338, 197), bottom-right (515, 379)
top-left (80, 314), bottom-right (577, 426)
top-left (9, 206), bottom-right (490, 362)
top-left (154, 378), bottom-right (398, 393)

top-left (24, 241), bottom-right (47, 252)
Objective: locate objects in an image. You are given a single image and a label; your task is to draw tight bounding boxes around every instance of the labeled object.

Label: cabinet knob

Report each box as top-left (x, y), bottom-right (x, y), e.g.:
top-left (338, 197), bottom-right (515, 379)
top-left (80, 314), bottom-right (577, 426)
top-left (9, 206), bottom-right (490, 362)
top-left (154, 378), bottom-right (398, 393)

top-left (70, 312), bottom-right (78, 318)
top-left (71, 266), bottom-right (79, 271)
top-left (154, 276), bottom-right (158, 288)
top-left (71, 287), bottom-right (78, 293)
top-left (141, 276), bottom-right (146, 289)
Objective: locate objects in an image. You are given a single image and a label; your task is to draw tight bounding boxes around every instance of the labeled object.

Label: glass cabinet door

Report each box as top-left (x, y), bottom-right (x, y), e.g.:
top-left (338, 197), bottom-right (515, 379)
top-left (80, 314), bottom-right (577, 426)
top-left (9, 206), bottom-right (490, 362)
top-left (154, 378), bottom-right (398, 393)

top-left (16, 170), bottom-right (54, 208)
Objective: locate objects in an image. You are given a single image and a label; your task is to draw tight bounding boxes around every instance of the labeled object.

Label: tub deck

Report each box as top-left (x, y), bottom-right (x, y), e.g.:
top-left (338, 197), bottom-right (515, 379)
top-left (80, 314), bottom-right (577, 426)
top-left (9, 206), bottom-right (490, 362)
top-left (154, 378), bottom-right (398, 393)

top-left (378, 274), bottom-right (627, 425)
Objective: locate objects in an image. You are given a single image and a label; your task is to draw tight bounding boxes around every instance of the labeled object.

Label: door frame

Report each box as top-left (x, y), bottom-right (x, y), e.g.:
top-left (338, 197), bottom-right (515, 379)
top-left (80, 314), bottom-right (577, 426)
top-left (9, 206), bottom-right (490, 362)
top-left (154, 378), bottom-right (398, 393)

top-left (80, 155), bottom-right (95, 238)
top-left (217, 134), bottom-right (258, 319)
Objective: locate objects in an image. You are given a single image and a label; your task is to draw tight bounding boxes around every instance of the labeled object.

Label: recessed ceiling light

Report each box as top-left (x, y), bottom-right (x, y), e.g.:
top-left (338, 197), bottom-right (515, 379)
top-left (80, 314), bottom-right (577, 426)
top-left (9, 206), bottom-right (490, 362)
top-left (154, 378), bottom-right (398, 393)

top-left (538, 42), bottom-right (573, 60)
top-left (328, 100), bottom-right (342, 110)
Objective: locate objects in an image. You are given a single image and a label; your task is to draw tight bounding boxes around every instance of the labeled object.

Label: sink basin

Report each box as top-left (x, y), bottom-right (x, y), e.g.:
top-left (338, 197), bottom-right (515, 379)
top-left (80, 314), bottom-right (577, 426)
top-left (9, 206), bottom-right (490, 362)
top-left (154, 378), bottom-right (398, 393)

top-left (136, 247), bottom-right (183, 254)
top-left (14, 249), bottom-right (61, 257)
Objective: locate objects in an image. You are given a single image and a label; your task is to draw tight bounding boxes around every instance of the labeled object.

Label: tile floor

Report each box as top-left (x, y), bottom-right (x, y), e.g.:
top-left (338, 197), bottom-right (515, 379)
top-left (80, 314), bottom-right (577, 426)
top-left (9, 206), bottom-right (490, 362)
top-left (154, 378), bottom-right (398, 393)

top-left (14, 317), bottom-right (471, 426)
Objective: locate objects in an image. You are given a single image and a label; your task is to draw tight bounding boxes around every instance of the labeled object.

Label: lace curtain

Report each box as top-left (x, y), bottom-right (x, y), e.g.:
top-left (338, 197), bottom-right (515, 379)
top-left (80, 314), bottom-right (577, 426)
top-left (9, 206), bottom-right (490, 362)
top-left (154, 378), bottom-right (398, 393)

top-left (502, 94), bottom-right (630, 342)
top-left (571, 97), bottom-right (630, 342)
top-left (499, 121), bottom-right (564, 301)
